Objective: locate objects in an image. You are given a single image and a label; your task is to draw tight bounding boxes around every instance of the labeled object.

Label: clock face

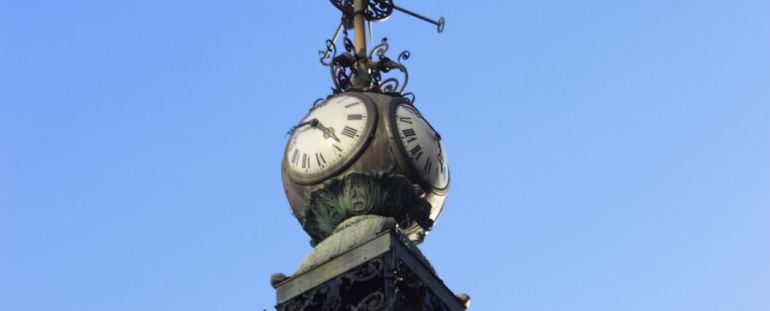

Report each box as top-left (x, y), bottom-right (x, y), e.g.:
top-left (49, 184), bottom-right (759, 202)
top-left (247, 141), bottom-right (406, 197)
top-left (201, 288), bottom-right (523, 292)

top-left (285, 94), bottom-right (376, 184)
top-left (393, 103), bottom-right (449, 190)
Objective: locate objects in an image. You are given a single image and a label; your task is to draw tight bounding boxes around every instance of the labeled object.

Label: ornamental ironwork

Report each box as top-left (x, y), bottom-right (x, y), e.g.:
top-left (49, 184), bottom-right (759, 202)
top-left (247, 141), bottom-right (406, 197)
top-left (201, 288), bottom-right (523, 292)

top-left (318, 0), bottom-right (445, 95)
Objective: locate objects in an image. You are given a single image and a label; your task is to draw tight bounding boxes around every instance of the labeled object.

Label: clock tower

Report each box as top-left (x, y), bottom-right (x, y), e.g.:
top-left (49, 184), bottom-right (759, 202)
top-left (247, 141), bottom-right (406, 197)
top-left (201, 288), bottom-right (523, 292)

top-left (272, 1), bottom-right (469, 309)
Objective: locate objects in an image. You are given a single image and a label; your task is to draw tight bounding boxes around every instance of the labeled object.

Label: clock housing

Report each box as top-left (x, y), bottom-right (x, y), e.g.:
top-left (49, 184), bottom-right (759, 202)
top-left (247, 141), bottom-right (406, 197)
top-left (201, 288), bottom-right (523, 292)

top-left (281, 92), bottom-right (449, 243)
top-left (283, 94), bottom-right (378, 185)
top-left (389, 101), bottom-right (450, 192)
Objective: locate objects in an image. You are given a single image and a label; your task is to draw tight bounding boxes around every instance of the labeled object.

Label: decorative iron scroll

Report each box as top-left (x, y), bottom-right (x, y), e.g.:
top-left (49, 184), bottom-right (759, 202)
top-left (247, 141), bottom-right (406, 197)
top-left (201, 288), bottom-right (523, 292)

top-left (325, 36), bottom-right (411, 95)
top-left (318, 0), bottom-right (445, 96)
top-left (390, 258), bottom-right (451, 310)
top-left (329, 0), bottom-right (395, 22)
top-left (277, 258), bottom-right (385, 311)
top-left (276, 254), bottom-right (459, 310)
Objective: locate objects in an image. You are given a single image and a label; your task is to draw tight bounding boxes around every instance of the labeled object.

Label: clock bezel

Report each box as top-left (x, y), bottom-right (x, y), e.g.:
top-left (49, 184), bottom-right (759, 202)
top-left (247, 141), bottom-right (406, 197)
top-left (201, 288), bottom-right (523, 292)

top-left (387, 99), bottom-right (450, 193)
top-left (283, 93), bottom-right (378, 185)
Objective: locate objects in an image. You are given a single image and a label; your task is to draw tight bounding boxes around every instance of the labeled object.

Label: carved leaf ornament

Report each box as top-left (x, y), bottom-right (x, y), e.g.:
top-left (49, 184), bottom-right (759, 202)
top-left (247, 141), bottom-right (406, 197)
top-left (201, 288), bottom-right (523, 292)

top-left (302, 172), bottom-right (433, 244)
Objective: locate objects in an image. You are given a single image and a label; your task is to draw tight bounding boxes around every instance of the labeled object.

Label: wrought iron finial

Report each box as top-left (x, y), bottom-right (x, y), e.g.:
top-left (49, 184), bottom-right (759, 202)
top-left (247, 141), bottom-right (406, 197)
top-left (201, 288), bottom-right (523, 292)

top-left (318, 0), bottom-right (445, 95)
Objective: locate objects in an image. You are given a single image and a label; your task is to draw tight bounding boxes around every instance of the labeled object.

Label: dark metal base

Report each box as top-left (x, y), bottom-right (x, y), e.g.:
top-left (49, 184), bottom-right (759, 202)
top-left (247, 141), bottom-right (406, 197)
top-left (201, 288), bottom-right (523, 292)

top-left (275, 230), bottom-right (465, 310)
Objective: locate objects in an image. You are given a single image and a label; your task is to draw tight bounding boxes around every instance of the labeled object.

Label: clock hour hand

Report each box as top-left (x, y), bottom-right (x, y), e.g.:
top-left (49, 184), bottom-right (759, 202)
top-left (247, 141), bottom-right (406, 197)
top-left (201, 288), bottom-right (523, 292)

top-left (313, 121), bottom-right (341, 142)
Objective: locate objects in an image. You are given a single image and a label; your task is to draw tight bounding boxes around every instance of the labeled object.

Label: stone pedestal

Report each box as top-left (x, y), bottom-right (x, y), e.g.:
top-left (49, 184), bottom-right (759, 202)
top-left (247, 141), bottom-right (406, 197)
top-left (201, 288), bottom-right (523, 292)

top-left (274, 230), bottom-right (466, 310)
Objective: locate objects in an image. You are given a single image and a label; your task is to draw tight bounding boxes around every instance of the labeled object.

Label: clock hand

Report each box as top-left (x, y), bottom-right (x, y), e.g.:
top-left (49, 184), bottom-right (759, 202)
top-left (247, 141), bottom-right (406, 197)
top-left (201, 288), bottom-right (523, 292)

top-left (288, 118), bottom-right (341, 142)
top-left (313, 121), bottom-right (341, 142)
top-left (434, 134), bottom-right (446, 172)
top-left (287, 118), bottom-right (319, 135)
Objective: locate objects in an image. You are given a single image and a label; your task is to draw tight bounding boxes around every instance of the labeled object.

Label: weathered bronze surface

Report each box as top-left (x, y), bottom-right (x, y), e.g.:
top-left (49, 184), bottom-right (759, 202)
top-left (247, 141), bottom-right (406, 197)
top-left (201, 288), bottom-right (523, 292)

top-left (274, 230), bottom-right (467, 310)
top-left (274, 2), bottom-right (465, 308)
top-left (281, 92), bottom-right (449, 245)
top-left (303, 172), bottom-right (433, 244)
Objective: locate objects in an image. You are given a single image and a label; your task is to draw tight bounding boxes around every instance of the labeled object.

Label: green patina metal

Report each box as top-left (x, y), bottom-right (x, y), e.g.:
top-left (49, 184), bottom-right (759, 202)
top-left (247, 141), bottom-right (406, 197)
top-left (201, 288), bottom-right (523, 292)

top-left (302, 171), bottom-right (433, 244)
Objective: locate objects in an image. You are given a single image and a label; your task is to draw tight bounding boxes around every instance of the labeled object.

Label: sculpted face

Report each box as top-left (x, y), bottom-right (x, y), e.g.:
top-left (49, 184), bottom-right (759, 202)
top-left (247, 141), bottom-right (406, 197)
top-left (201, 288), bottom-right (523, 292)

top-left (342, 173), bottom-right (378, 214)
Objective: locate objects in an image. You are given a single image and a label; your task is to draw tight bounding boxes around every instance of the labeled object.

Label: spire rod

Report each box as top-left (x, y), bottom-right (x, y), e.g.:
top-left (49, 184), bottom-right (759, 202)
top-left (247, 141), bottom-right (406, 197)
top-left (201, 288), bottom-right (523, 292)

top-left (321, 0), bottom-right (445, 93)
top-left (353, 0), bottom-right (368, 56)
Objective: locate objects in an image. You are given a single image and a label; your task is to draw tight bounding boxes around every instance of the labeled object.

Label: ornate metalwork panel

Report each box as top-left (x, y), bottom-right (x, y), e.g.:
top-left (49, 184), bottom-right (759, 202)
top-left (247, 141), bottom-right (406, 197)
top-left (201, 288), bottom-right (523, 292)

top-left (276, 253), bottom-right (459, 311)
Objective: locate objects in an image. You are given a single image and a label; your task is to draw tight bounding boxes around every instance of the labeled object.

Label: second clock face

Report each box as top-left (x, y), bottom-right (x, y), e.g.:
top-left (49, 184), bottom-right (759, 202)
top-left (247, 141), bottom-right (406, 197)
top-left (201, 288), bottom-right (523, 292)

top-left (393, 103), bottom-right (449, 190)
top-left (285, 94), bottom-right (376, 184)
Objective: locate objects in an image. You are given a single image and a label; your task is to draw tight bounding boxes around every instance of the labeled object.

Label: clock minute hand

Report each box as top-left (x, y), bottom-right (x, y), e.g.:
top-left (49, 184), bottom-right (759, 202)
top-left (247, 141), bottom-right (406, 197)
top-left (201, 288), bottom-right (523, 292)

top-left (288, 118), bottom-right (341, 142)
top-left (287, 118), bottom-right (319, 135)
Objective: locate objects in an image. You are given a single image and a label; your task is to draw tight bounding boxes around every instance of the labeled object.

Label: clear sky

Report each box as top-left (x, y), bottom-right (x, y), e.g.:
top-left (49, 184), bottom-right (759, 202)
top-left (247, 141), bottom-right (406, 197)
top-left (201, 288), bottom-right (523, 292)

top-left (2, 0), bottom-right (769, 310)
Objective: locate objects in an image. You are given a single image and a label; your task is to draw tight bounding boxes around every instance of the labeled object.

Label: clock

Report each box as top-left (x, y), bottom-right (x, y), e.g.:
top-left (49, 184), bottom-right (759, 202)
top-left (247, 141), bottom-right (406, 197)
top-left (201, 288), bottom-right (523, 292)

top-left (284, 94), bottom-right (377, 184)
top-left (392, 102), bottom-right (449, 190)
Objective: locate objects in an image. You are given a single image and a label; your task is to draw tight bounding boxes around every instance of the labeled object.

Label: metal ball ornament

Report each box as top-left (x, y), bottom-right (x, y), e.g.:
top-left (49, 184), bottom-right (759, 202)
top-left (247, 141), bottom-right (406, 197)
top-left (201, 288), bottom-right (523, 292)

top-left (281, 92), bottom-right (449, 245)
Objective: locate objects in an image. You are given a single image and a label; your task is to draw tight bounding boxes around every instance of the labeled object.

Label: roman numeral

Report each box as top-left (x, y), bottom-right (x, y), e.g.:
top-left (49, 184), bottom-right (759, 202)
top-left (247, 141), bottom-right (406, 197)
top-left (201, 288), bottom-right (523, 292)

top-left (347, 114), bottom-right (363, 121)
top-left (341, 126), bottom-right (358, 138)
top-left (344, 102), bottom-right (360, 108)
top-left (302, 153), bottom-right (308, 169)
top-left (291, 149), bottom-right (299, 165)
top-left (438, 154), bottom-right (445, 173)
top-left (316, 152), bottom-right (326, 166)
top-left (333, 144), bottom-right (343, 152)
top-left (410, 145), bottom-right (423, 161)
top-left (423, 158), bottom-right (433, 175)
top-left (402, 128), bottom-right (417, 143)
top-left (398, 117), bottom-right (413, 124)
top-left (410, 145), bottom-right (422, 155)
top-left (402, 105), bottom-right (421, 116)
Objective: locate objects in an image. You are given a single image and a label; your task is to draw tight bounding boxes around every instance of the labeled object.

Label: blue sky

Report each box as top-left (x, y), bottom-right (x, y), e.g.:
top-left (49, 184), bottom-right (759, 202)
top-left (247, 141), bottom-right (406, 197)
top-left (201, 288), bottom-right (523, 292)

top-left (2, 0), bottom-right (769, 310)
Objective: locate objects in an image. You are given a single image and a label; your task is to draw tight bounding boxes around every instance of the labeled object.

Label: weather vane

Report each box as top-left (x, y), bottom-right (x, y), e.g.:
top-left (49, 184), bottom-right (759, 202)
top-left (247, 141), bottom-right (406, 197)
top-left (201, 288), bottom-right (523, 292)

top-left (318, 0), bottom-right (445, 95)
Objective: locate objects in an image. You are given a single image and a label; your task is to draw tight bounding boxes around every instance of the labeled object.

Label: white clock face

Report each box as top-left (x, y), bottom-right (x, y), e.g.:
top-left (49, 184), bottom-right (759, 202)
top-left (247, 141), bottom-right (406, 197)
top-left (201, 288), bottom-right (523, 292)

top-left (285, 95), bottom-right (374, 182)
top-left (394, 104), bottom-right (449, 190)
